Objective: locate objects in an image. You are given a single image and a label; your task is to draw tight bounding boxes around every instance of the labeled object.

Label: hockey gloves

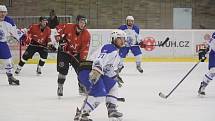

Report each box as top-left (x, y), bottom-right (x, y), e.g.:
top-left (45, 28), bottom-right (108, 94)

top-left (47, 42), bottom-right (57, 52)
top-left (89, 69), bottom-right (101, 84)
top-left (198, 48), bottom-right (208, 62)
top-left (78, 61), bottom-right (93, 73)
top-left (139, 41), bottom-right (146, 48)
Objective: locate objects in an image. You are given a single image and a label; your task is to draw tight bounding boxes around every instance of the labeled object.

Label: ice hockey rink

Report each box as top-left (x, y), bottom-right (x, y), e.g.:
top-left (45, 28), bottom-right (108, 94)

top-left (0, 62), bottom-right (215, 121)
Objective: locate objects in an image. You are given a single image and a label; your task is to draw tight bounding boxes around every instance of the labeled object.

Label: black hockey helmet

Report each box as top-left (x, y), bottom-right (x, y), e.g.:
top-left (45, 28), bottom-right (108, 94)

top-left (39, 16), bottom-right (48, 22)
top-left (76, 15), bottom-right (87, 25)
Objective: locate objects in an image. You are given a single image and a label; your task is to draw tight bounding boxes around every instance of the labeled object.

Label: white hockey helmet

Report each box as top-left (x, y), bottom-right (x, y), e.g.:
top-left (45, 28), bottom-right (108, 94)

top-left (126, 16), bottom-right (134, 21)
top-left (0, 5), bottom-right (7, 12)
top-left (111, 29), bottom-right (126, 41)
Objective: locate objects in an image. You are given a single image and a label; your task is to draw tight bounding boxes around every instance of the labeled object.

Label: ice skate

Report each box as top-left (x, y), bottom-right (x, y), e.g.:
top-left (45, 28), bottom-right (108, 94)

top-left (106, 103), bottom-right (123, 121)
top-left (198, 82), bottom-right (207, 96)
top-left (36, 66), bottom-right (42, 75)
top-left (136, 65), bottom-right (143, 73)
top-left (57, 84), bottom-right (63, 97)
top-left (74, 108), bottom-right (92, 121)
top-left (8, 74), bottom-right (20, 85)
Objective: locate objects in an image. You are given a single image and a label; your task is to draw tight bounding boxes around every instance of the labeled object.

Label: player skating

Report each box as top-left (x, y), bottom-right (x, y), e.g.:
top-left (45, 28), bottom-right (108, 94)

top-left (56, 15), bottom-right (91, 97)
top-left (198, 32), bottom-right (215, 96)
top-left (117, 16), bottom-right (143, 73)
top-left (0, 5), bottom-right (24, 85)
top-left (15, 17), bottom-right (53, 75)
top-left (74, 30), bottom-right (126, 121)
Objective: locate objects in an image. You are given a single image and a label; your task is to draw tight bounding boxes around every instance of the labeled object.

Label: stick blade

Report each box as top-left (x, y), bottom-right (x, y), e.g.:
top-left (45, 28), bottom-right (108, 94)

top-left (117, 97), bottom-right (125, 102)
top-left (160, 37), bottom-right (169, 46)
top-left (159, 92), bottom-right (167, 99)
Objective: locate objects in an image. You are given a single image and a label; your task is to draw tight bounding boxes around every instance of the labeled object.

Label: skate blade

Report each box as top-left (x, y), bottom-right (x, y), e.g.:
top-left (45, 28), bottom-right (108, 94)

top-left (109, 117), bottom-right (122, 121)
top-left (198, 94), bottom-right (205, 98)
top-left (9, 82), bottom-right (20, 86)
top-left (9, 84), bottom-right (20, 86)
top-left (58, 96), bottom-right (62, 99)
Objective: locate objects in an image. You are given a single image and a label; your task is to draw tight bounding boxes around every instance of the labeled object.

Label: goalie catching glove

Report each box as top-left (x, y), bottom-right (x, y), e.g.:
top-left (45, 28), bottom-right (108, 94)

top-left (89, 69), bottom-right (101, 84)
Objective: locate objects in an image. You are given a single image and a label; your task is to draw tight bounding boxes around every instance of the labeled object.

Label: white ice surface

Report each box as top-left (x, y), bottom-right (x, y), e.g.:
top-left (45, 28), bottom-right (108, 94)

top-left (0, 62), bottom-right (215, 121)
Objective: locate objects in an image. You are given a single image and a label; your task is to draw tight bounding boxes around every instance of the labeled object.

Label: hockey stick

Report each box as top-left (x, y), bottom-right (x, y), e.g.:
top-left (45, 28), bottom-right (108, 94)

top-left (158, 37), bottom-right (169, 46)
top-left (74, 86), bottom-right (92, 121)
top-left (143, 37), bottom-right (169, 47)
top-left (159, 60), bottom-right (201, 99)
top-left (74, 86), bottom-right (125, 120)
top-left (117, 97), bottom-right (125, 102)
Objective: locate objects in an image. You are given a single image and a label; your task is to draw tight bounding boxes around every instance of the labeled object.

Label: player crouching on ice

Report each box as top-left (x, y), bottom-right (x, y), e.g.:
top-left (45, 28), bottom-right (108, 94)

top-left (74, 30), bottom-right (126, 121)
top-left (198, 32), bottom-right (215, 96)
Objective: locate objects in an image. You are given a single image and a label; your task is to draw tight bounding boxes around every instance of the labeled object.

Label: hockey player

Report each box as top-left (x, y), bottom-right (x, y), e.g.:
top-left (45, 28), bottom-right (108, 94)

top-left (117, 16), bottom-right (143, 73)
top-left (74, 30), bottom-right (126, 121)
top-left (198, 32), bottom-right (215, 96)
top-left (0, 5), bottom-right (24, 85)
top-left (15, 16), bottom-right (53, 75)
top-left (56, 15), bottom-right (91, 97)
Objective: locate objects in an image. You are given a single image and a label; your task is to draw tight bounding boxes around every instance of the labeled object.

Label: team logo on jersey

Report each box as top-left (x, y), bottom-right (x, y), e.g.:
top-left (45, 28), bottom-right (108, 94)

top-left (0, 29), bottom-right (5, 40)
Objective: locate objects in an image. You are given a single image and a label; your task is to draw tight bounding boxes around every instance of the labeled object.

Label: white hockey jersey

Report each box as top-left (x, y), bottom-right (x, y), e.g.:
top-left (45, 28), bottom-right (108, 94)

top-left (0, 19), bottom-right (20, 42)
top-left (209, 38), bottom-right (215, 52)
top-left (118, 24), bottom-right (141, 46)
top-left (90, 44), bottom-right (120, 78)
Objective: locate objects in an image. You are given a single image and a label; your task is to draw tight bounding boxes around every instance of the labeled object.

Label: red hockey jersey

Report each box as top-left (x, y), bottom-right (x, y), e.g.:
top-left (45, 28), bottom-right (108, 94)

top-left (25, 24), bottom-right (51, 46)
top-left (57, 23), bottom-right (90, 60)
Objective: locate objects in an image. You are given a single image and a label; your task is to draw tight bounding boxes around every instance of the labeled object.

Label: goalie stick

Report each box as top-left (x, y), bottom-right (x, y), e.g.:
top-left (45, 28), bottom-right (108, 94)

top-left (159, 60), bottom-right (201, 99)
